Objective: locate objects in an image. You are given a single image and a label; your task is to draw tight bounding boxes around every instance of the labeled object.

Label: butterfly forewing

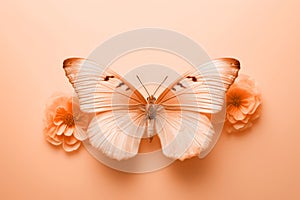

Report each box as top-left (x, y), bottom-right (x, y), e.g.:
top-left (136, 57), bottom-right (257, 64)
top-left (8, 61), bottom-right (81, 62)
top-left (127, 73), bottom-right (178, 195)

top-left (63, 58), bottom-right (146, 113)
top-left (156, 58), bottom-right (240, 113)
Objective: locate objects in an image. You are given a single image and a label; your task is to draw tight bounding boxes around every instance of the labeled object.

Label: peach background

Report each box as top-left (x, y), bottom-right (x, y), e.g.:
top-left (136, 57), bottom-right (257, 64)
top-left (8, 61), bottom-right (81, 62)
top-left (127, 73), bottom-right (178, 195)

top-left (1, 0), bottom-right (300, 199)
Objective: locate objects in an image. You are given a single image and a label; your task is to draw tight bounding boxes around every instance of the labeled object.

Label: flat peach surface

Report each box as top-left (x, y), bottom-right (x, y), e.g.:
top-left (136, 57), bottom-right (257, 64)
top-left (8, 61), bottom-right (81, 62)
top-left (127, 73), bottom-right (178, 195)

top-left (1, 1), bottom-right (299, 199)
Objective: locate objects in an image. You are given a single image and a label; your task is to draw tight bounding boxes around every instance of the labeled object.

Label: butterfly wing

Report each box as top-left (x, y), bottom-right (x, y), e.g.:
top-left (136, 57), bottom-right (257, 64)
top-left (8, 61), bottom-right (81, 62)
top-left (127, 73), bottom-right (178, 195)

top-left (63, 58), bottom-right (147, 160)
top-left (155, 58), bottom-right (240, 160)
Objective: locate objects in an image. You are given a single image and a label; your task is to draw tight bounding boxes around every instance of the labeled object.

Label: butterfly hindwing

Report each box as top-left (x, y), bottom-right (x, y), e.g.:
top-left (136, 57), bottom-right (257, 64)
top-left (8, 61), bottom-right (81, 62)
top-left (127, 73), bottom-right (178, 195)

top-left (154, 101), bottom-right (215, 160)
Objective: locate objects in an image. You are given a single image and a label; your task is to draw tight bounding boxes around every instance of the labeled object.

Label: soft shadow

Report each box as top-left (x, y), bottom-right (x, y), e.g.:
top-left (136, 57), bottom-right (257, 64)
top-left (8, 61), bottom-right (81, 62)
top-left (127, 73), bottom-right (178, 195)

top-left (44, 138), bottom-right (86, 158)
top-left (226, 117), bottom-right (262, 137)
top-left (169, 154), bottom-right (218, 183)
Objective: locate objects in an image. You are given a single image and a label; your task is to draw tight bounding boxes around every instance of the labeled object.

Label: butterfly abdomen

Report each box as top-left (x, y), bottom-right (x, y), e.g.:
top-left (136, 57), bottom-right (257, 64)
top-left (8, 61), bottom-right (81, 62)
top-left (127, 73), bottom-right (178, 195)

top-left (147, 118), bottom-right (155, 139)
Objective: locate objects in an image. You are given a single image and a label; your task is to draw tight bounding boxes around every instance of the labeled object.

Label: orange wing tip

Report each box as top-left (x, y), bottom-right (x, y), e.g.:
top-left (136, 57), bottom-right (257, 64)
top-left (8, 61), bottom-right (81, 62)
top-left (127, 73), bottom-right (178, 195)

top-left (217, 57), bottom-right (241, 69)
top-left (63, 57), bottom-right (86, 68)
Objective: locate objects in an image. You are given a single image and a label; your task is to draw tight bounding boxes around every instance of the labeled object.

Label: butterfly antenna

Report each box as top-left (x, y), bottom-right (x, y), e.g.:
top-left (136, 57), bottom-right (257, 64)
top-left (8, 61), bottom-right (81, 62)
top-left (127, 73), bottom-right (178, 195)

top-left (153, 76), bottom-right (168, 96)
top-left (136, 75), bottom-right (150, 97)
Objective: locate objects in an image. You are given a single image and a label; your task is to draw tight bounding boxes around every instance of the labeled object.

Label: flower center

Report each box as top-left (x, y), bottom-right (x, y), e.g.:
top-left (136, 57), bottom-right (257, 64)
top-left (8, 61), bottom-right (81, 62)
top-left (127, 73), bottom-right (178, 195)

top-left (64, 113), bottom-right (75, 127)
top-left (231, 94), bottom-right (241, 107)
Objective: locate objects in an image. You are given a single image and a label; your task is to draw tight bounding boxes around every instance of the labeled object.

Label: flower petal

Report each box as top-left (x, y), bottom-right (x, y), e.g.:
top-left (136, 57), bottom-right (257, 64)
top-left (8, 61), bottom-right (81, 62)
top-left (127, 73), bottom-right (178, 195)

top-left (250, 105), bottom-right (262, 121)
top-left (226, 104), bottom-right (236, 116)
top-left (227, 105), bottom-right (239, 116)
top-left (249, 97), bottom-right (261, 115)
top-left (227, 113), bottom-right (237, 123)
top-left (44, 125), bottom-right (57, 138)
top-left (64, 135), bottom-right (78, 145)
top-left (56, 124), bottom-right (67, 136)
top-left (67, 98), bottom-right (73, 112)
top-left (64, 127), bottom-right (74, 136)
top-left (233, 108), bottom-right (246, 121)
top-left (63, 141), bottom-right (81, 152)
top-left (225, 122), bottom-right (235, 133)
top-left (46, 135), bottom-right (62, 146)
top-left (240, 96), bottom-right (255, 114)
top-left (53, 106), bottom-right (67, 125)
top-left (242, 116), bottom-right (250, 123)
top-left (233, 122), bottom-right (246, 130)
top-left (53, 119), bottom-right (63, 126)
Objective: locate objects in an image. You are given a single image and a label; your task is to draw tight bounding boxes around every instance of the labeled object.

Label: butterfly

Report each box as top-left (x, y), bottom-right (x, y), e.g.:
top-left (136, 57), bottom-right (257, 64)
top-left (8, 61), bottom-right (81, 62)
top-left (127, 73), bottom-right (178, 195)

top-left (63, 57), bottom-right (240, 161)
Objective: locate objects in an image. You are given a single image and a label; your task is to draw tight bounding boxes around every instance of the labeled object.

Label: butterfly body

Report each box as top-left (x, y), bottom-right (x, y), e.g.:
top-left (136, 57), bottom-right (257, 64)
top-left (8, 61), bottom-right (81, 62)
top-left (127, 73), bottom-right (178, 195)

top-left (146, 95), bottom-right (158, 120)
top-left (63, 57), bottom-right (240, 160)
top-left (144, 96), bottom-right (161, 140)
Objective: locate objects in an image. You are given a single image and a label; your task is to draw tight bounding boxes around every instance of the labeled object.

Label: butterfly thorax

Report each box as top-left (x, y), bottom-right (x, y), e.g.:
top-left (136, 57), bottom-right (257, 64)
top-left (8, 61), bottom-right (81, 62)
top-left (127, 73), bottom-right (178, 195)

top-left (146, 95), bottom-right (157, 120)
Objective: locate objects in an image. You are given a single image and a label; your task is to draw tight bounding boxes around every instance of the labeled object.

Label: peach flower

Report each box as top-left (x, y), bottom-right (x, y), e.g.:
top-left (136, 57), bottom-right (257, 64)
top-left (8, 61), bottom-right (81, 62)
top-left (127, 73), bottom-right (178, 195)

top-left (225, 74), bottom-right (262, 133)
top-left (43, 94), bottom-right (90, 152)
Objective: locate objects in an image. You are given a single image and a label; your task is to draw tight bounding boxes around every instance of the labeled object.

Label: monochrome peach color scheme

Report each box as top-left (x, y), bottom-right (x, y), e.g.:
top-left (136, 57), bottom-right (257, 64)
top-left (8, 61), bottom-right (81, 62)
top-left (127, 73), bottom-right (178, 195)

top-left (2, 0), bottom-right (300, 199)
